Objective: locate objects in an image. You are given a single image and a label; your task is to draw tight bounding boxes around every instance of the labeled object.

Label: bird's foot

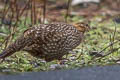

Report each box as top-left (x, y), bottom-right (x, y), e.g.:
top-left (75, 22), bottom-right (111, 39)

top-left (0, 58), bottom-right (5, 63)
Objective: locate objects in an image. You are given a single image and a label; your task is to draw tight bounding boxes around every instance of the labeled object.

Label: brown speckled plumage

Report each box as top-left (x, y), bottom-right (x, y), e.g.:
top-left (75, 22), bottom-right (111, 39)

top-left (0, 22), bottom-right (90, 62)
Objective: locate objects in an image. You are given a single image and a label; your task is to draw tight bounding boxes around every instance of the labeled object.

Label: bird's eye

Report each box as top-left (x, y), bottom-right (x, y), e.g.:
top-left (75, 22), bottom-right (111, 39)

top-left (86, 24), bottom-right (88, 26)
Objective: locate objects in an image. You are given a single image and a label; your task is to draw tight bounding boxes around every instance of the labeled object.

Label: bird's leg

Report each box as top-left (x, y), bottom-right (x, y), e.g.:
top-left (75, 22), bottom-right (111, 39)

top-left (57, 55), bottom-right (70, 65)
top-left (57, 51), bottom-right (78, 65)
top-left (0, 58), bottom-right (5, 63)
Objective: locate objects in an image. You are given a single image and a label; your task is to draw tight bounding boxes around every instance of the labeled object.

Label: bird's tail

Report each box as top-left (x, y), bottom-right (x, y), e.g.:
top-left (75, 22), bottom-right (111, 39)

top-left (0, 36), bottom-right (32, 59)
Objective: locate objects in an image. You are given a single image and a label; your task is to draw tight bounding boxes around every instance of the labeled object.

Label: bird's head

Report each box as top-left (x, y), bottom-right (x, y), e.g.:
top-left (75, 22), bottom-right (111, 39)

top-left (73, 22), bottom-right (90, 33)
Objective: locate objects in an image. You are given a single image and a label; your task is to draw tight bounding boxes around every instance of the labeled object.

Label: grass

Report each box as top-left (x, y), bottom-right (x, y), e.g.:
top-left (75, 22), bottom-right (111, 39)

top-left (0, 15), bottom-right (120, 74)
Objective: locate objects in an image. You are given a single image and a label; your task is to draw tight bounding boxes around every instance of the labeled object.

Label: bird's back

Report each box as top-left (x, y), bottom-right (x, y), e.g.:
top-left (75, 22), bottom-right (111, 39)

top-left (0, 22), bottom-right (85, 61)
top-left (24, 23), bottom-right (84, 61)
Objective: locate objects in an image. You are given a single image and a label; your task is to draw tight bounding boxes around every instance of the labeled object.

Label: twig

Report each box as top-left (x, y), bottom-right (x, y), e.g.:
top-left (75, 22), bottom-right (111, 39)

top-left (98, 21), bottom-right (118, 55)
top-left (33, 0), bottom-right (36, 24)
top-left (112, 19), bottom-right (117, 42)
top-left (98, 40), bottom-right (119, 54)
top-left (88, 45), bottom-right (120, 64)
top-left (19, 0), bottom-right (31, 17)
top-left (109, 21), bottom-right (117, 50)
top-left (31, 0), bottom-right (36, 25)
top-left (109, 35), bottom-right (114, 51)
top-left (43, 0), bottom-right (47, 24)
top-left (88, 20), bottom-right (119, 63)
top-left (30, 0), bottom-right (33, 25)
top-left (24, 9), bottom-right (28, 26)
top-left (101, 46), bottom-right (120, 58)
top-left (2, 0), bottom-right (9, 19)
top-left (65, 0), bottom-right (72, 23)
top-left (75, 44), bottom-right (83, 60)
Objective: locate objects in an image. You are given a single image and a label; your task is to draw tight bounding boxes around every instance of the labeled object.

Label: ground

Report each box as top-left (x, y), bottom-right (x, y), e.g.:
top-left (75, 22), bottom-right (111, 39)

top-left (0, 0), bottom-right (120, 74)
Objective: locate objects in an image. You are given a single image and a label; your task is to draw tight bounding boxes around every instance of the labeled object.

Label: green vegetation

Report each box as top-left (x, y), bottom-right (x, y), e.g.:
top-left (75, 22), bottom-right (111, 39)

top-left (0, 0), bottom-right (120, 75)
top-left (0, 15), bottom-right (120, 74)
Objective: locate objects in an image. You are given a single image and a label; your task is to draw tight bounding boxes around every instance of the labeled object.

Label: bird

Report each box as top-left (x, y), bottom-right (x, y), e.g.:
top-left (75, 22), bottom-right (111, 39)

top-left (0, 22), bottom-right (90, 62)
